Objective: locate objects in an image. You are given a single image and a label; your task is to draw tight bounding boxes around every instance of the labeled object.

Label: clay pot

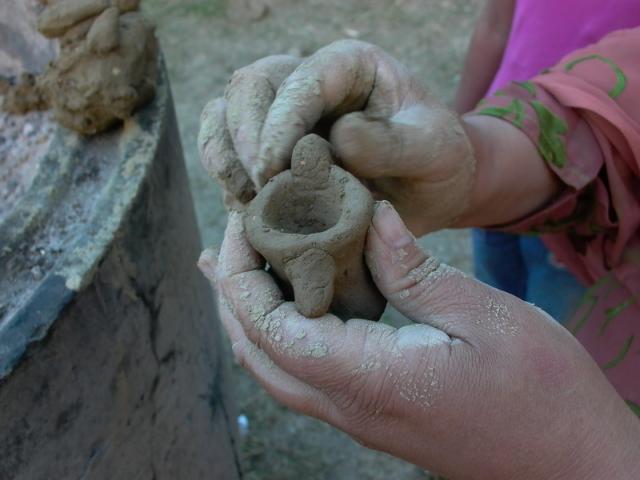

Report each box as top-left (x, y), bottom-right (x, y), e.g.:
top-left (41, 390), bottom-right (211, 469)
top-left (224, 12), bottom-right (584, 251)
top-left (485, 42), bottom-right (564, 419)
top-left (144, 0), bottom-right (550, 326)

top-left (245, 134), bottom-right (386, 321)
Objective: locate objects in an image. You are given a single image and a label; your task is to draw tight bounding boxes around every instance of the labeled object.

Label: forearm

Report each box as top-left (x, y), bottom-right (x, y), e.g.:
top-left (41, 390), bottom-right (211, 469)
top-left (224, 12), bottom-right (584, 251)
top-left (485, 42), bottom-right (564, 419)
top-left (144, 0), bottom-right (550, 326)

top-left (453, 114), bottom-right (560, 228)
top-left (453, 0), bottom-right (514, 114)
top-left (454, 30), bottom-right (506, 113)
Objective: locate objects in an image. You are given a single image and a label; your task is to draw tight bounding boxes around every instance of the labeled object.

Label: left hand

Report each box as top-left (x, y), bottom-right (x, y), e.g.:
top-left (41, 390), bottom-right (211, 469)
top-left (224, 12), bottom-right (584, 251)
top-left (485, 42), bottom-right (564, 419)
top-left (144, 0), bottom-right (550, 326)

top-left (198, 203), bottom-right (640, 479)
top-left (198, 40), bottom-right (476, 233)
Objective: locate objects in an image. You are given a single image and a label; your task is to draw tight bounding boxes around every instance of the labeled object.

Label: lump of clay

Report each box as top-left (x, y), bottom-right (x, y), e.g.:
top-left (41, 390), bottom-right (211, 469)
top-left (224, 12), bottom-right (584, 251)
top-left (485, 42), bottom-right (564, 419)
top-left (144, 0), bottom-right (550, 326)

top-left (86, 6), bottom-right (120, 54)
top-left (37, 0), bottom-right (112, 38)
top-left (245, 134), bottom-right (387, 321)
top-left (37, 0), bottom-right (140, 38)
top-left (38, 4), bottom-right (157, 135)
top-left (2, 0), bottom-right (157, 135)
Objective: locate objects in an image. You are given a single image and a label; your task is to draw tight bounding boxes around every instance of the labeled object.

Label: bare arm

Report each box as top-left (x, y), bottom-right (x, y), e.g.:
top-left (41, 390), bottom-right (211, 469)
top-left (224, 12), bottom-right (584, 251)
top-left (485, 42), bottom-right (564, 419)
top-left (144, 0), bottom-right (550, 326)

top-left (200, 39), bottom-right (556, 235)
top-left (453, 114), bottom-right (560, 228)
top-left (453, 0), bottom-right (516, 114)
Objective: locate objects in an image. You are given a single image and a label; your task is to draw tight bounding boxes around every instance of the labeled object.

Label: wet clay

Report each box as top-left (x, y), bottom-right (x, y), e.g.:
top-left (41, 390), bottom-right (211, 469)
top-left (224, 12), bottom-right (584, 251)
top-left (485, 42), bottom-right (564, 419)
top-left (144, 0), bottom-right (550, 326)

top-left (3, 73), bottom-right (48, 114)
top-left (3, 0), bottom-right (156, 135)
top-left (245, 134), bottom-right (386, 321)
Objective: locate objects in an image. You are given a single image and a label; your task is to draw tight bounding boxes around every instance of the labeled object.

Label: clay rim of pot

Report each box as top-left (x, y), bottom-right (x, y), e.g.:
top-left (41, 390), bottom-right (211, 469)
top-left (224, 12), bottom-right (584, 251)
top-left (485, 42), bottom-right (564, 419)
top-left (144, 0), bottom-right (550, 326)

top-left (0, 55), bottom-right (167, 380)
top-left (245, 164), bottom-right (373, 259)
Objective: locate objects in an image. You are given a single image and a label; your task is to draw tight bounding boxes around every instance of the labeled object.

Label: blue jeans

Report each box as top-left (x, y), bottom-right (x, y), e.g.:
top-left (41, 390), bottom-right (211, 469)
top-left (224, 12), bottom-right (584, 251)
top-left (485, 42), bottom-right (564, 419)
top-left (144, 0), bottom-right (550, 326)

top-left (472, 230), bottom-right (585, 324)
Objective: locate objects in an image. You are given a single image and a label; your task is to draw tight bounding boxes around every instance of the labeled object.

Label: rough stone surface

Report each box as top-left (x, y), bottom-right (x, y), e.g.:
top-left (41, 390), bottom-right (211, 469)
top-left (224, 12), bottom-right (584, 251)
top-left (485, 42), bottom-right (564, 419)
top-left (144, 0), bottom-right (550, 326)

top-left (0, 66), bottom-right (241, 480)
top-left (0, 110), bottom-right (55, 223)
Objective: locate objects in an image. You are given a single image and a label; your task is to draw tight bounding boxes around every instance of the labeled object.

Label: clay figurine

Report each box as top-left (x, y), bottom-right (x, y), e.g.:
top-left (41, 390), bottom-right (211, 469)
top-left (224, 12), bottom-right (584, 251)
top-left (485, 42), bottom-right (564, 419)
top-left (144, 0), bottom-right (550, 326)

top-left (244, 134), bottom-right (386, 321)
top-left (2, 0), bottom-right (157, 136)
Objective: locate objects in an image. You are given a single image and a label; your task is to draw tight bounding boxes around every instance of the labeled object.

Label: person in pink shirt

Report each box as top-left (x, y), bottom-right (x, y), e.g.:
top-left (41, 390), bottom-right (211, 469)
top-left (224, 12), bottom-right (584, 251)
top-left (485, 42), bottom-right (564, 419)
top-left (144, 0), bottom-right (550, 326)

top-left (195, 3), bottom-right (640, 477)
top-left (455, 0), bottom-right (640, 326)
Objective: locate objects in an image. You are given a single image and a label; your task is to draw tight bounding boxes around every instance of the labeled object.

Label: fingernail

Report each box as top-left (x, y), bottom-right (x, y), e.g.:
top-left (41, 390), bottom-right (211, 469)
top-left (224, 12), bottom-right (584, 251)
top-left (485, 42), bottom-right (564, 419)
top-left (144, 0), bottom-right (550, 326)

top-left (372, 201), bottom-right (414, 248)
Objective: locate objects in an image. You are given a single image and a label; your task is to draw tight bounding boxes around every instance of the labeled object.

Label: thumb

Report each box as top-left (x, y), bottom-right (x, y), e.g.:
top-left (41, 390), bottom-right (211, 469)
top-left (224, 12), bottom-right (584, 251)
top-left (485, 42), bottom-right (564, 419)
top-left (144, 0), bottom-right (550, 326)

top-left (365, 201), bottom-right (523, 341)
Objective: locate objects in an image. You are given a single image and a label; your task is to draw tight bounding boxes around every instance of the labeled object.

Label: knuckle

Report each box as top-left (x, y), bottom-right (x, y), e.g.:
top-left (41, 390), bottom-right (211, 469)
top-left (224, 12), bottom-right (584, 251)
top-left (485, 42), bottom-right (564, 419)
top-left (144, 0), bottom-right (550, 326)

top-left (201, 97), bottom-right (225, 118)
top-left (226, 69), bottom-right (254, 97)
top-left (404, 258), bottom-right (458, 301)
top-left (227, 65), bottom-right (267, 94)
top-left (228, 65), bottom-right (252, 82)
top-left (333, 337), bottom-right (396, 421)
top-left (336, 382), bottom-right (393, 435)
top-left (198, 98), bottom-right (225, 151)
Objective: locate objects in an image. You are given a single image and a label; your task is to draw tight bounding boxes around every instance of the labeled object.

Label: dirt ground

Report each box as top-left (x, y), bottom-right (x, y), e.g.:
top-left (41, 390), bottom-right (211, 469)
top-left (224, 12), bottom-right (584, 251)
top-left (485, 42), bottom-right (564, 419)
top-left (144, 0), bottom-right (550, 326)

top-left (143, 1), bottom-right (481, 478)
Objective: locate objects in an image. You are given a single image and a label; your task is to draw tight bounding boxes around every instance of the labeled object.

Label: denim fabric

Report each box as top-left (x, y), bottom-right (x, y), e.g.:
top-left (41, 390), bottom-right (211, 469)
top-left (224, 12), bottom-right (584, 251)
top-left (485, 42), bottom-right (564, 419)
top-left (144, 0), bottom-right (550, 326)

top-left (472, 230), bottom-right (585, 324)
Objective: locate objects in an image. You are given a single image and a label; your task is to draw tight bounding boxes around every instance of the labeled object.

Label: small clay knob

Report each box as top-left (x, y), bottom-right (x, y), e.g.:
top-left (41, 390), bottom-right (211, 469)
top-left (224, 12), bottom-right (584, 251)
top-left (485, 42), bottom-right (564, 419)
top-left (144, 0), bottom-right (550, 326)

top-left (291, 134), bottom-right (332, 190)
top-left (284, 249), bottom-right (336, 318)
top-left (86, 6), bottom-right (120, 53)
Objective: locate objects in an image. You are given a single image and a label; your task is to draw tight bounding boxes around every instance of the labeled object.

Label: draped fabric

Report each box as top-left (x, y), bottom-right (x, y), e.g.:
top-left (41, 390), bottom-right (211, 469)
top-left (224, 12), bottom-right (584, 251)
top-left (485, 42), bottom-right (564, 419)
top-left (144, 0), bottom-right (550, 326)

top-left (473, 28), bottom-right (640, 412)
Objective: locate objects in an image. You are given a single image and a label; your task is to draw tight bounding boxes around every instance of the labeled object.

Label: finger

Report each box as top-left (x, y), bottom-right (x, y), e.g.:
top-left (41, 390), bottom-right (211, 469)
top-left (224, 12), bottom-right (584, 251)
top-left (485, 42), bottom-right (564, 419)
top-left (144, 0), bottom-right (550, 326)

top-left (224, 280), bottom-right (454, 424)
top-left (225, 55), bottom-right (301, 186)
top-left (216, 208), bottom-right (401, 393)
top-left (198, 98), bottom-right (255, 204)
top-left (218, 211), bottom-right (265, 277)
top-left (217, 208), bottom-right (459, 423)
top-left (366, 201), bottom-right (523, 341)
top-left (257, 40), bottom-right (377, 182)
top-left (207, 216), bottom-right (388, 391)
top-left (210, 218), bottom-right (346, 423)
top-left (215, 211), bottom-right (283, 334)
top-left (208, 259), bottom-right (343, 423)
top-left (218, 289), bottom-right (249, 347)
top-left (201, 216), bottom-right (384, 428)
top-left (217, 238), bottom-right (399, 393)
top-left (215, 211), bottom-right (288, 343)
top-left (197, 245), bottom-right (249, 345)
top-left (216, 204), bottom-right (452, 423)
top-left (231, 337), bottom-right (343, 422)
top-left (331, 106), bottom-right (457, 178)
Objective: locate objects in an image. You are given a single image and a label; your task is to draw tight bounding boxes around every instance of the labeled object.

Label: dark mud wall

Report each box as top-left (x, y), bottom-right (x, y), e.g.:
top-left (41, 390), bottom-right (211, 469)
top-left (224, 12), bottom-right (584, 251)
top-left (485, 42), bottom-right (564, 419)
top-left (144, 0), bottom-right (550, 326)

top-left (0, 102), bottom-right (241, 480)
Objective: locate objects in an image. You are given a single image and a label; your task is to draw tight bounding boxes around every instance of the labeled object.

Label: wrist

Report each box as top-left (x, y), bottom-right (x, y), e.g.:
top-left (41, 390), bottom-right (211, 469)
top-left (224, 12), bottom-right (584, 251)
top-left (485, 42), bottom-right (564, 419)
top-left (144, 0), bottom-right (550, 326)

top-left (453, 114), bottom-right (560, 228)
top-left (550, 415), bottom-right (640, 480)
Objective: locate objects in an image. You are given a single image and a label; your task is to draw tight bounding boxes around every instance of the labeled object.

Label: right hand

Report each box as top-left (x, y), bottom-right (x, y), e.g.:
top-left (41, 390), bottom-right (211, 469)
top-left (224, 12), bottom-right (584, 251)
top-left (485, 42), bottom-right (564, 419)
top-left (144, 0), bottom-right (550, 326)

top-left (198, 40), bottom-right (476, 235)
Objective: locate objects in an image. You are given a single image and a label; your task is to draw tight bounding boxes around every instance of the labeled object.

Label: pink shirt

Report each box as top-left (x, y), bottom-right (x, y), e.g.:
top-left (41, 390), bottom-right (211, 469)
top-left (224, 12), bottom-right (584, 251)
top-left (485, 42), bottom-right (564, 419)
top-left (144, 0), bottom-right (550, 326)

top-left (489, 0), bottom-right (640, 95)
top-left (475, 28), bottom-right (640, 411)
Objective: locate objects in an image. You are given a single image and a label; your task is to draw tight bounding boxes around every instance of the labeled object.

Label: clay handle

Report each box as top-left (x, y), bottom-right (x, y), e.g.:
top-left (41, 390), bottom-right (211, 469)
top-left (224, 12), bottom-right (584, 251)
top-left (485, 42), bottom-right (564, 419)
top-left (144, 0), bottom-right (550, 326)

top-left (291, 134), bottom-right (332, 190)
top-left (284, 249), bottom-right (335, 318)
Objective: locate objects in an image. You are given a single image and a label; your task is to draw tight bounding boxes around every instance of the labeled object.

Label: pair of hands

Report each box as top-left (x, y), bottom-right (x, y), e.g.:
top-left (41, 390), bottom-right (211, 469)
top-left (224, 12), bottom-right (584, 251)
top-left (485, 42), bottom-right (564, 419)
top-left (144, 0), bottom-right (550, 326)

top-left (197, 40), bottom-right (475, 235)
top-left (198, 40), bottom-right (640, 478)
